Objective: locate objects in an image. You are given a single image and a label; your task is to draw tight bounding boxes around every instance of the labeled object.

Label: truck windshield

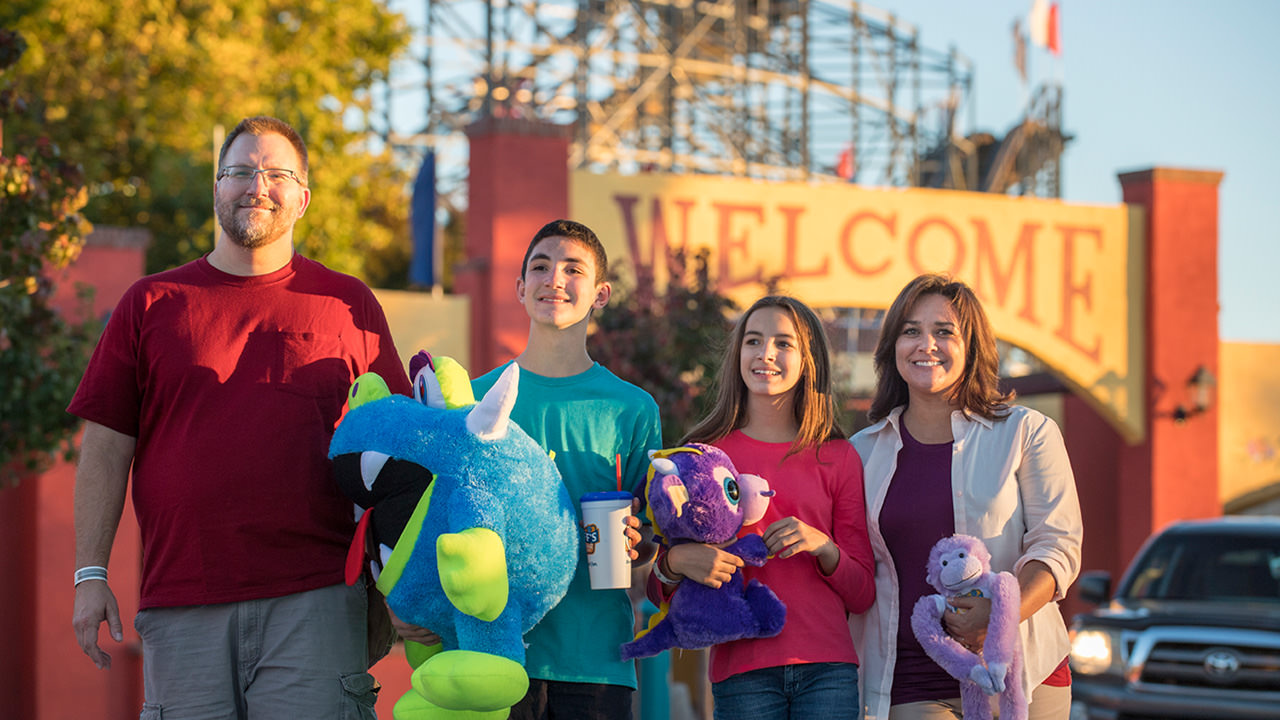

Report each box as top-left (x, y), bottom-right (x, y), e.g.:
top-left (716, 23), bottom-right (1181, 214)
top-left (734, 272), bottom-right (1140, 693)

top-left (1123, 532), bottom-right (1280, 603)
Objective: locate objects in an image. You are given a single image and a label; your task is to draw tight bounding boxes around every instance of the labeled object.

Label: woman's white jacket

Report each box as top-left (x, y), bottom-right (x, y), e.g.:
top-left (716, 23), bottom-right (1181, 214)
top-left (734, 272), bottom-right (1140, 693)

top-left (850, 404), bottom-right (1083, 720)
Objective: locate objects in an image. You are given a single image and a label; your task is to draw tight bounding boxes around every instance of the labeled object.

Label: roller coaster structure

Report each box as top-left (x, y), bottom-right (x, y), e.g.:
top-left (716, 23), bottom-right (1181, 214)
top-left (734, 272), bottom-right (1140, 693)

top-left (376, 0), bottom-right (1066, 206)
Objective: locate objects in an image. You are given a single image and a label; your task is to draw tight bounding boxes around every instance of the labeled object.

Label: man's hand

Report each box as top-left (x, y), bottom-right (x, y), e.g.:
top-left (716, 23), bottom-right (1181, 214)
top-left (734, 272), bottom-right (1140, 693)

top-left (386, 600), bottom-right (443, 646)
top-left (72, 581), bottom-right (123, 669)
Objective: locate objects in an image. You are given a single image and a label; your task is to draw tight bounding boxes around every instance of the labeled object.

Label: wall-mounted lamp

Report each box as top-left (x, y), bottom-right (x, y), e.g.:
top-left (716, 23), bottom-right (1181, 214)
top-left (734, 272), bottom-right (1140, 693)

top-left (1172, 365), bottom-right (1216, 424)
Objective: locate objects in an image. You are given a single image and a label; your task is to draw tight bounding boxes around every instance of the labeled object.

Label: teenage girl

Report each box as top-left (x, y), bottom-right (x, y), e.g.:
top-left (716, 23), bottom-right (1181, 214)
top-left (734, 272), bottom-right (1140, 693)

top-left (651, 295), bottom-right (875, 720)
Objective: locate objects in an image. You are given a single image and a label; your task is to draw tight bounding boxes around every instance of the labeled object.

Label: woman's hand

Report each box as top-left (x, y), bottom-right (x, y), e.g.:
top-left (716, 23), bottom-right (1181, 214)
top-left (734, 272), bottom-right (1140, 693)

top-left (665, 542), bottom-right (745, 588)
top-left (763, 516), bottom-right (840, 575)
top-left (944, 595), bottom-right (991, 653)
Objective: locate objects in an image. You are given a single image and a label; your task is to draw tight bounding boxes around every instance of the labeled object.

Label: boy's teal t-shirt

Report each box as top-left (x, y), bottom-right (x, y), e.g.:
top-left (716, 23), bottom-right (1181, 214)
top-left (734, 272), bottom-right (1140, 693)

top-left (472, 361), bottom-right (662, 688)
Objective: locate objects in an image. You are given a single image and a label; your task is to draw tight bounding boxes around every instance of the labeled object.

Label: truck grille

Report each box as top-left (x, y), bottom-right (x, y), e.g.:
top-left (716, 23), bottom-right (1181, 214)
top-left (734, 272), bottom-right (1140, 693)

top-left (1128, 627), bottom-right (1280, 697)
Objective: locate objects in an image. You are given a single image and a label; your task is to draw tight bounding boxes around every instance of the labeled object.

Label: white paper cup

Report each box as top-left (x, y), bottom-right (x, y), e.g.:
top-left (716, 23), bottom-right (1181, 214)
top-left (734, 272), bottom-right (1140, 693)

top-left (580, 491), bottom-right (633, 590)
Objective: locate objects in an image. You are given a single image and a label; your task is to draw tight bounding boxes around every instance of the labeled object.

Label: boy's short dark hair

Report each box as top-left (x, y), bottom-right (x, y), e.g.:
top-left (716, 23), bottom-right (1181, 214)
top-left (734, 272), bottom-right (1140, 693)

top-left (522, 219), bottom-right (609, 282)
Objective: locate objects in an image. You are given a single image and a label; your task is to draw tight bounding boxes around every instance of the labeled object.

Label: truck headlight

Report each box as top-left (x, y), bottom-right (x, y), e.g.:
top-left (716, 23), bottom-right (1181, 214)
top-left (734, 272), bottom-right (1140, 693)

top-left (1070, 628), bottom-right (1116, 675)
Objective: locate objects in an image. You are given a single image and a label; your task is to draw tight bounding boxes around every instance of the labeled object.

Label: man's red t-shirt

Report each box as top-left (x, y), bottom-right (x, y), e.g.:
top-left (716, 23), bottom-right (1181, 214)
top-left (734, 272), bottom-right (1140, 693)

top-left (68, 255), bottom-right (410, 609)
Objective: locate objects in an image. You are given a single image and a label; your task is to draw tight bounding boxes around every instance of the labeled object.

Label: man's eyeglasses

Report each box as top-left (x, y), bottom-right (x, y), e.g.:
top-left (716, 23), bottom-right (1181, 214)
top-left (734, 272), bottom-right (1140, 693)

top-left (217, 166), bottom-right (305, 187)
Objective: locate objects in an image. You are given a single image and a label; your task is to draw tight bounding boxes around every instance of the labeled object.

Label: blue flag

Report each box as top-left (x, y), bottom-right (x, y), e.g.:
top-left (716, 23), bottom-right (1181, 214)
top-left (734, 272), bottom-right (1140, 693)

top-left (410, 151), bottom-right (437, 287)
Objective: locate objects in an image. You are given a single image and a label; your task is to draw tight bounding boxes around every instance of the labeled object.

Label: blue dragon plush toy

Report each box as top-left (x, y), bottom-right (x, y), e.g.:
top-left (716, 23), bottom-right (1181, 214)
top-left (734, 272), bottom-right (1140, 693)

top-left (620, 443), bottom-right (786, 660)
top-left (330, 354), bottom-right (578, 719)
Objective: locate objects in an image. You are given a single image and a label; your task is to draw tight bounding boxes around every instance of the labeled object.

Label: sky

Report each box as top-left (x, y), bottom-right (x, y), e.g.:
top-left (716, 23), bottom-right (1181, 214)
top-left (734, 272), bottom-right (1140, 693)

top-left (875, 0), bottom-right (1280, 342)
top-left (385, 0), bottom-right (1279, 342)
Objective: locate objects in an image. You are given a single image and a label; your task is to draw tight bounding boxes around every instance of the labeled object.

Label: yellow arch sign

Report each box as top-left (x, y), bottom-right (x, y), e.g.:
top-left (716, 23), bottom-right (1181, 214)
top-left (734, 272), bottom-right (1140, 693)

top-left (572, 170), bottom-right (1144, 443)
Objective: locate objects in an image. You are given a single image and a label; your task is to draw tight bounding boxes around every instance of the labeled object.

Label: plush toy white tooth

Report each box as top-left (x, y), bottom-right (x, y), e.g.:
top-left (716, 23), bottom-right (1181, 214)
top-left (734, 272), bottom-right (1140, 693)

top-left (360, 450), bottom-right (392, 491)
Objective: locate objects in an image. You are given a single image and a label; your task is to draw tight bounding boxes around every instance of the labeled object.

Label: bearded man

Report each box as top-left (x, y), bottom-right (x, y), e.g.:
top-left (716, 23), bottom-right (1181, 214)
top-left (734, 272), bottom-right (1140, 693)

top-left (68, 116), bottom-right (412, 719)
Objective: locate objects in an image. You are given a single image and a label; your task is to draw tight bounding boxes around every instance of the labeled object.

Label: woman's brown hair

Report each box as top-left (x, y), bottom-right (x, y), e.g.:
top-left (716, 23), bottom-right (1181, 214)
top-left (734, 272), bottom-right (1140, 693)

top-left (868, 274), bottom-right (1012, 422)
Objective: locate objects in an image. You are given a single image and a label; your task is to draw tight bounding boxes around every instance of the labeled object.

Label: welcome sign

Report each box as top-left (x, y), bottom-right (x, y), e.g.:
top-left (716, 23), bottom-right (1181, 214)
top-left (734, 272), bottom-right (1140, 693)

top-left (572, 170), bottom-right (1144, 442)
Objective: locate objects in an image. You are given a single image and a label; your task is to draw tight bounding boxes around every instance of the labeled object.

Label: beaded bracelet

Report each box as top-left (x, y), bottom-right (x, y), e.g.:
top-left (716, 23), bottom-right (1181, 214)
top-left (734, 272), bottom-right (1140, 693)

top-left (74, 565), bottom-right (109, 587)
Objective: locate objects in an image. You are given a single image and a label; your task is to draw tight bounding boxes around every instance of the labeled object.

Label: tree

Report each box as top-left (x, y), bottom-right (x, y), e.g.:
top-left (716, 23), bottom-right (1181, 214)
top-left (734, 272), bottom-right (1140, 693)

top-left (3, 0), bottom-right (412, 280)
top-left (0, 27), bottom-right (97, 482)
top-left (589, 248), bottom-right (742, 446)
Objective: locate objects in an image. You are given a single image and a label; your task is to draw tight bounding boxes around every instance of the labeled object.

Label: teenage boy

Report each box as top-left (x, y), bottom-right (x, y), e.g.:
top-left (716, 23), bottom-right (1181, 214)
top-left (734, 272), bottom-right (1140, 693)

top-left (472, 219), bottom-right (661, 720)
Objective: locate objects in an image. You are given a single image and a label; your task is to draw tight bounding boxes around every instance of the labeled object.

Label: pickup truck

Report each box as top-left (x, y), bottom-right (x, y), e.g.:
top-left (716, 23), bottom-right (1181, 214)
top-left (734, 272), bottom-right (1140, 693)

top-left (1068, 516), bottom-right (1280, 719)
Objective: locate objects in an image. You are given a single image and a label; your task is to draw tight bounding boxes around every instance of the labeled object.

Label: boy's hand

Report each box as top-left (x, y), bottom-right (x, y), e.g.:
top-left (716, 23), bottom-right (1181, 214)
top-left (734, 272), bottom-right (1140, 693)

top-left (624, 498), bottom-right (656, 564)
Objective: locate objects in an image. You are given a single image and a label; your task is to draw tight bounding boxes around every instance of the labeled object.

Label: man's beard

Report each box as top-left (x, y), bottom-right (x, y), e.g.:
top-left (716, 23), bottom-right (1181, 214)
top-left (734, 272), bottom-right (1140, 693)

top-left (215, 195), bottom-right (293, 249)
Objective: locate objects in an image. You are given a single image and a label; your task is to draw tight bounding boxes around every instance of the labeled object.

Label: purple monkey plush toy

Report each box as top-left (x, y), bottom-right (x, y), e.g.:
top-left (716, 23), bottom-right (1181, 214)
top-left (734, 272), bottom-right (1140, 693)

top-left (911, 534), bottom-right (1027, 720)
top-left (620, 443), bottom-right (786, 660)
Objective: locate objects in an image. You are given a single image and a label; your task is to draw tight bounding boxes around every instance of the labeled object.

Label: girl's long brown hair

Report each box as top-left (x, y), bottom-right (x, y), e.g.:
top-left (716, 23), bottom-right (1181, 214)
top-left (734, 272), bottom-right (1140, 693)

top-left (868, 274), bottom-right (1012, 423)
top-left (683, 295), bottom-right (845, 458)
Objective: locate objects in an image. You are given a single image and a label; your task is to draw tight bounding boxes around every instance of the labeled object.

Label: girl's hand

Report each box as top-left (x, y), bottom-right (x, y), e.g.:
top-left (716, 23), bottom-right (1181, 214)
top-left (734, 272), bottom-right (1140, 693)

top-left (666, 542), bottom-right (744, 589)
top-left (762, 516), bottom-right (839, 574)
top-left (944, 594), bottom-right (991, 653)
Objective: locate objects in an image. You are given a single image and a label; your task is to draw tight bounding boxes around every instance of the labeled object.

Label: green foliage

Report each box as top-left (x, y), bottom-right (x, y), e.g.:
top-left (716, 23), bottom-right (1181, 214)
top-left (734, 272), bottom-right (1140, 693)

top-left (0, 28), bottom-right (98, 482)
top-left (589, 249), bottom-right (740, 446)
top-left (5, 0), bottom-right (412, 278)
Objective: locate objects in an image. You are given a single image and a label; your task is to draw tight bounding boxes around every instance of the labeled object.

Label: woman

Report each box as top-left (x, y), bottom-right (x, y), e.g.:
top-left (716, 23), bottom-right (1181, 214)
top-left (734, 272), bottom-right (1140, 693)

top-left (850, 274), bottom-right (1082, 720)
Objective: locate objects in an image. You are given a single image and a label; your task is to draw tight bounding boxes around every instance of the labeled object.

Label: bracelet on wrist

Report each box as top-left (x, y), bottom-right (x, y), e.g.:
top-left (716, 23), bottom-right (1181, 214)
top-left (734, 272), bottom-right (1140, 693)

top-left (74, 565), bottom-right (108, 587)
top-left (652, 555), bottom-right (682, 585)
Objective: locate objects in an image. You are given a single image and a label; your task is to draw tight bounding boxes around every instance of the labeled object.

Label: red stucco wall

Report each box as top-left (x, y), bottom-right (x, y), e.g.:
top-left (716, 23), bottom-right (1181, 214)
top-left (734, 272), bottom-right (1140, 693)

top-left (1063, 169), bottom-right (1223, 605)
top-left (459, 118), bottom-right (572, 373)
top-left (20, 228), bottom-right (147, 720)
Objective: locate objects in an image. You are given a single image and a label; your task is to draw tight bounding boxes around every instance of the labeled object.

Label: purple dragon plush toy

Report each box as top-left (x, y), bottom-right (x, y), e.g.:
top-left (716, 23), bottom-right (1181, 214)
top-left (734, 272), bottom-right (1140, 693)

top-left (620, 443), bottom-right (786, 660)
top-left (911, 534), bottom-right (1027, 720)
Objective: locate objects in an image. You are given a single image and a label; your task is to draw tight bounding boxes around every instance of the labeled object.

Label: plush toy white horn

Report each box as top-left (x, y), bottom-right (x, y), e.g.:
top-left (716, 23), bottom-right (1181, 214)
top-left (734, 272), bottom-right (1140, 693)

top-left (650, 457), bottom-right (678, 475)
top-left (466, 362), bottom-right (520, 441)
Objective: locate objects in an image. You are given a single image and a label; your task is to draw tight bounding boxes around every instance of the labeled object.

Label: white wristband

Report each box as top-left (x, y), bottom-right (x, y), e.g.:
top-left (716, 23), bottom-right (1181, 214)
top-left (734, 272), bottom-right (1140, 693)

top-left (74, 565), bottom-right (108, 587)
top-left (652, 555), bottom-right (682, 585)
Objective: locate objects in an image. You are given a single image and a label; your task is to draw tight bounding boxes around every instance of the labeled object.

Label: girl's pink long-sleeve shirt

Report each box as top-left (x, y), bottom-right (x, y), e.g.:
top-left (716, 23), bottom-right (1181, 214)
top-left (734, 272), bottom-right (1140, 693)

top-left (649, 431), bottom-right (875, 683)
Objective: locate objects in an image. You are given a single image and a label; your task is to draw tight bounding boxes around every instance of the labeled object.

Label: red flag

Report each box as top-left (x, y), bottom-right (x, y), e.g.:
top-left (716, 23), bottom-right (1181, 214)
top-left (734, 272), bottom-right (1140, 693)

top-left (1047, 2), bottom-right (1061, 56)
top-left (836, 145), bottom-right (855, 180)
top-left (1029, 0), bottom-right (1061, 56)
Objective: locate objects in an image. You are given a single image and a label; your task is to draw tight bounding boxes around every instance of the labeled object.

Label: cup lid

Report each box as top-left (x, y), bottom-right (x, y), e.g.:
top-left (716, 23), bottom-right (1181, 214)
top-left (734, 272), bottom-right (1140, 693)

top-left (580, 490), bottom-right (633, 502)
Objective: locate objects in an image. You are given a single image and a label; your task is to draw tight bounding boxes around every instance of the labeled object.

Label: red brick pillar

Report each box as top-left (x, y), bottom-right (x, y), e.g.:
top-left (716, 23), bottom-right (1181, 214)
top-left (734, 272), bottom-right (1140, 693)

top-left (459, 119), bottom-right (572, 374)
top-left (1117, 168), bottom-right (1224, 558)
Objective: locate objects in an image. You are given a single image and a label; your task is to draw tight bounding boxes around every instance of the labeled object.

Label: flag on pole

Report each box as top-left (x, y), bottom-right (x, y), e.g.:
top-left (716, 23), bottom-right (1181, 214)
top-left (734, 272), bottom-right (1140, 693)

top-left (1028, 0), bottom-right (1061, 56)
top-left (409, 151), bottom-right (437, 288)
top-left (836, 145), bottom-right (855, 181)
top-left (1012, 19), bottom-right (1027, 83)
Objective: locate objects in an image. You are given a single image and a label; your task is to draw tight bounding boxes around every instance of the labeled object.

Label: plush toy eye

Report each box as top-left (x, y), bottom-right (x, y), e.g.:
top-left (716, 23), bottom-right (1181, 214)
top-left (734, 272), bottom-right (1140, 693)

top-left (723, 477), bottom-right (740, 505)
top-left (941, 560), bottom-right (948, 566)
top-left (414, 373), bottom-right (429, 404)
top-left (958, 552), bottom-right (966, 559)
